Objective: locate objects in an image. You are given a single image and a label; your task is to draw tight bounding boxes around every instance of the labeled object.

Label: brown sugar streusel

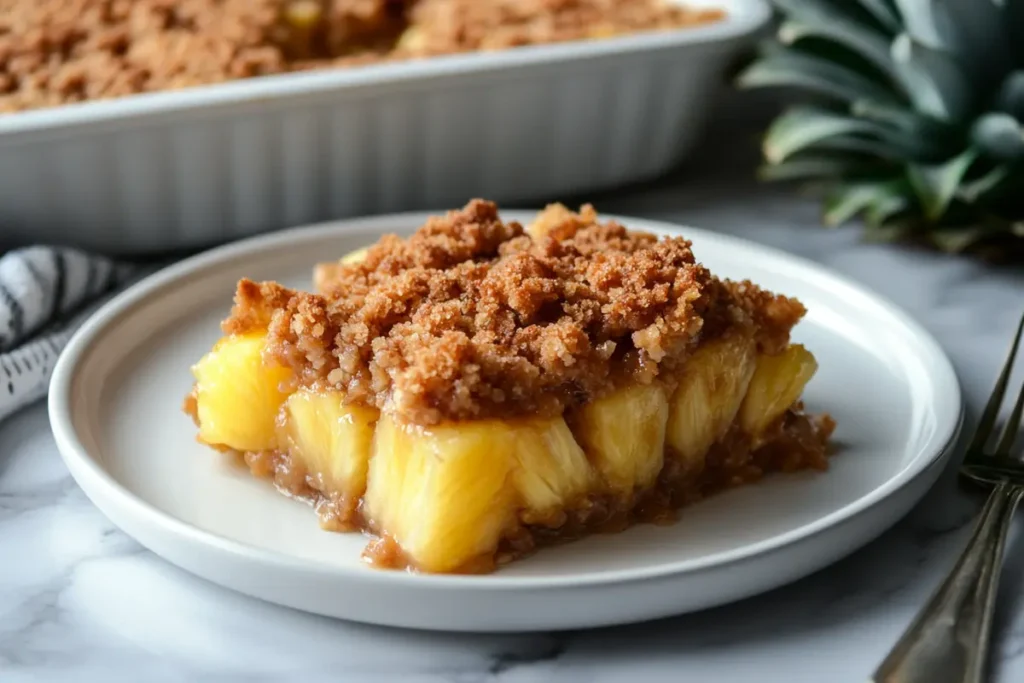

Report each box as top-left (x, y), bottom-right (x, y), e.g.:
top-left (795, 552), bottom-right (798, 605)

top-left (224, 199), bottom-right (806, 426)
top-left (0, 0), bottom-right (725, 113)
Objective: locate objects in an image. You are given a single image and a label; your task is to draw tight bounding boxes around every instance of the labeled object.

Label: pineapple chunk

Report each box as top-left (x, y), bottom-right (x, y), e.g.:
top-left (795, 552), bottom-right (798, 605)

top-left (280, 389), bottom-right (379, 503)
top-left (666, 335), bottom-right (756, 469)
top-left (364, 414), bottom-right (596, 571)
top-left (341, 247), bottom-right (368, 264)
top-left (192, 332), bottom-right (292, 452)
top-left (395, 26), bottom-right (426, 53)
top-left (572, 384), bottom-right (669, 495)
top-left (282, 0), bottom-right (322, 28)
top-left (740, 344), bottom-right (818, 437)
top-left (510, 417), bottom-right (594, 524)
top-left (526, 203), bottom-right (576, 241)
top-left (363, 416), bottom-right (517, 573)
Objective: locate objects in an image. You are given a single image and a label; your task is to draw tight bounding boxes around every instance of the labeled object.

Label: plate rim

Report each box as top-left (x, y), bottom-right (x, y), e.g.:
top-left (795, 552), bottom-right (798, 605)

top-left (49, 210), bottom-right (964, 590)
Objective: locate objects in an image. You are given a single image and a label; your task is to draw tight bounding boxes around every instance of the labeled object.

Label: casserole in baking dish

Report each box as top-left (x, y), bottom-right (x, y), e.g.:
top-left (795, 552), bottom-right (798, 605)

top-left (0, 0), bottom-right (768, 253)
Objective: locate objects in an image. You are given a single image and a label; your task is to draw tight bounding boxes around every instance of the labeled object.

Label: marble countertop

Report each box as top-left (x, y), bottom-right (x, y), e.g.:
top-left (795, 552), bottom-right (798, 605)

top-left (2, 95), bottom-right (1024, 683)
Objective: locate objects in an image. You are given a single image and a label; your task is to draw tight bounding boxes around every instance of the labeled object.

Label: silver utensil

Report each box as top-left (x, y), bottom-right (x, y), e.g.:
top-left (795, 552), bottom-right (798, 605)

top-left (873, 311), bottom-right (1024, 683)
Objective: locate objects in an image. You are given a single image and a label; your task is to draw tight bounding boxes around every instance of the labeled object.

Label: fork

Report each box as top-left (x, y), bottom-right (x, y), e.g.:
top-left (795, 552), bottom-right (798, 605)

top-left (873, 311), bottom-right (1024, 683)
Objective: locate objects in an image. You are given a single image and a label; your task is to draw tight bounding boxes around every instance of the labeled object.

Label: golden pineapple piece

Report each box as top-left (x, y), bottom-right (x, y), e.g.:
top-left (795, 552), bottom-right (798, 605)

top-left (341, 247), bottom-right (368, 264)
top-left (364, 414), bottom-right (596, 571)
top-left (510, 417), bottom-right (594, 525)
top-left (666, 335), bottom-right (757, 470)
top-left (395, 26), bottom-right (426, 53)
top-left (586, 23), bottom-right (618, 39)
top-left (572, 384), bottom-right (669, 495)
top-left (278, 1), bottom-right (325, 60)
top-left (363, 416), bottom-right (517, 573)
top-left (740, 344), bottom-right (818, 437)
top-left (524, 203), bottom-right (574, 240)
top-left (282, 0), bottom-right (322, 28)
top-left (192, 332), bottom-right (292, 452)
top-left (279, 389), bottom-right (379, 505)
top-left (313, 247), bottom-right (369, 293)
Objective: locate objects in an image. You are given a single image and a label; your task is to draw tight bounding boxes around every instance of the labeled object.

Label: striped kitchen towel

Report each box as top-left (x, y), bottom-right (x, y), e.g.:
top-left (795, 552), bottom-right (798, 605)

top-left (0, 247), bottom-right (136, 422)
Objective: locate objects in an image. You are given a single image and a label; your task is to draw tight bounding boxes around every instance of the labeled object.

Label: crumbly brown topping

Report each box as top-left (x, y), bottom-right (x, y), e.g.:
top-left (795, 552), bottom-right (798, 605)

top-left (400, 0), bottom-right (724, 55)
top-left (225, 199), bottom-right (805, 425)
top-left (0, 0), bottom-right (724, 113)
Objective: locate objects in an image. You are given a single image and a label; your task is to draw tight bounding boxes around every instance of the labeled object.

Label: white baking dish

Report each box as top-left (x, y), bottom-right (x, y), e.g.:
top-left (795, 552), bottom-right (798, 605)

top-left (0, 0), bottom-right (768, 254)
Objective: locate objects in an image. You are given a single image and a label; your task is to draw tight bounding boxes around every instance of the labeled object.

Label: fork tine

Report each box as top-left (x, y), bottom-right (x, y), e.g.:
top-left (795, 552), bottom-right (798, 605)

top-left (969, 310), bottom-right (1024, 455)
top-left (995, 333), bottom-right (1024, 456)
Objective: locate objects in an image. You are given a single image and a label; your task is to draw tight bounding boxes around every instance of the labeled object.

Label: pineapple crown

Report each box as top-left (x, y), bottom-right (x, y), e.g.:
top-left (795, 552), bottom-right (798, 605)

top-left (738, 0), bottom-right (1024, 256)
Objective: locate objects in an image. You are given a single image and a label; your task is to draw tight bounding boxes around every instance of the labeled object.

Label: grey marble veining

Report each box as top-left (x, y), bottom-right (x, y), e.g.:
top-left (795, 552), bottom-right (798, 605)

top-left (1, 95), bottom-right (1023, 683)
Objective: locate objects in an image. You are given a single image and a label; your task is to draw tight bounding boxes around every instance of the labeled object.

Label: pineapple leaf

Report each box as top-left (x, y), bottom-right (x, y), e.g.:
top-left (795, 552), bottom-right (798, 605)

top-left (778, 20), bottom-right (893, 76)
top-left (907, 149), bottom-right (978, 221)
top-left (854, 0), bottom-right (902, 33)
top-left (764, 107), bottom-right (941, 163)
top-left (823, 180), bottom-right (904, 226)
top-left (928, 224), bottom-right (1004, 253)
top-left (770, 0), bottom-right (900, 61)
top-left (756, 155), bottom-right (885, 182)
top-left (957, 164), bottom-right (1012, 203)
top-left (996, 72), bottom-right (1024, 119)
top-left (737, 50), bottom-right (898, 105)
top-left (849, 99), bottom-right (919, 129)
top-left (811, 136), bottom-right (917, 159)
top-left (865, 192), bottom-right (911, 226)
top-left (935, 0), bottom-right (1011, 90)
top-left (972, 113), bottom-right (1024, 161)
top-left (891, 34), bottom-right (973, 122)
top-left (771, 0), bottom-right (866, 26)
top-left (746, 0), bottom-right (1024, 258)
top-left (891, 0), bottom-right (956, 52)
top-left (1006, 0), bottom-right (1024, 66)
top-left (850, 99), bottom-right (953, 160)
top-left (763, 108), bottom-right (889, 163)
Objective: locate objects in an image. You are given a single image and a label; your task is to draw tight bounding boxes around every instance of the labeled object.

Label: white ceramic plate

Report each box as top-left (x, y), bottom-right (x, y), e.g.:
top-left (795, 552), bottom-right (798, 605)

top-left (49, 212), bottom-right (962, 632)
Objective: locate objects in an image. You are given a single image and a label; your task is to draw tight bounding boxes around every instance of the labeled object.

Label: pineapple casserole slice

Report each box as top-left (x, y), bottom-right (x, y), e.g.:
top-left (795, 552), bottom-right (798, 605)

top-left (184, 200), bottom-right (835, 574)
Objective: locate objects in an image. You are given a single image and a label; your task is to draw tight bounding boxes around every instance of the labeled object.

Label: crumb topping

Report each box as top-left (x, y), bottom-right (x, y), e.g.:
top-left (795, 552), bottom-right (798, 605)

top-left (0, 0), bottom-right (724, 113)
top-left (400, 0), bottom-right (724, 55)
top-left (225, 200), bottom-right (805, 425)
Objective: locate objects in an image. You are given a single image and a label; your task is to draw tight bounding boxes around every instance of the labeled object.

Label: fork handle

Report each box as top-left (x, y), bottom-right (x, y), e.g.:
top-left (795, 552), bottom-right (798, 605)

top-left (872, 480), bottom-right (1024, 683)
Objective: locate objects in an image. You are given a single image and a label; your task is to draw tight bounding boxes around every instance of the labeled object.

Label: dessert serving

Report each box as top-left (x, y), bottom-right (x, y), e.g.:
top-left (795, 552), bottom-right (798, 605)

top-left (184, 200), bottom-right (835, 574)
top-left (0, 0), bottom-right (725, 113)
